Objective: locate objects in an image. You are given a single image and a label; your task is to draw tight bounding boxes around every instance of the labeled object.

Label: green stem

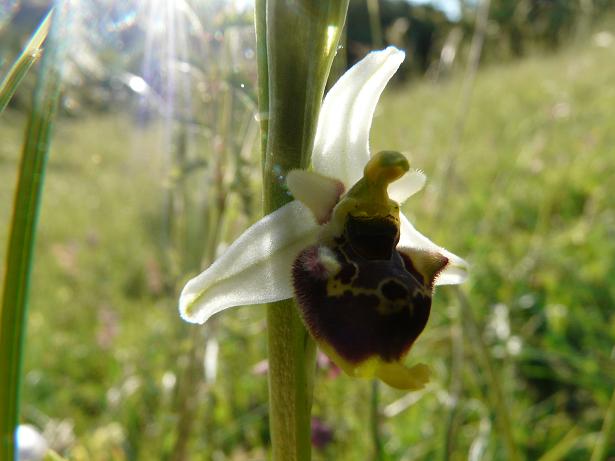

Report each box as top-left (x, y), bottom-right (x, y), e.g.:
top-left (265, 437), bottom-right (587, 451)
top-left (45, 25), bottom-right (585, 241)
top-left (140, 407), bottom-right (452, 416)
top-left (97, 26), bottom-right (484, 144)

top-left (0, 10), bottom-right (52, 114)
top-left (435, 0), bottom-right (490, 219)
top-left (266, 302), bottom-right (317, 461)
top-left (443, 303), bottom-right (464, 460)
top-left (263, 1), bottom-right (349, 191)
top-left (454, 287), bottom-right (521, 461)
top-left (590, 386), bottom-right (615, 461)
top-left (0, 5), bottom-right (66, 459)
top-left (255, 0), bottom-right (268, 169)
top-left (170, 327), bottom-right (202, 461)
top-left (366, 0), bottom-right (383, 49)
top-left (257, 1), bottom-right (348, 459)
top-left (370, 380), bottom-right (384, 461)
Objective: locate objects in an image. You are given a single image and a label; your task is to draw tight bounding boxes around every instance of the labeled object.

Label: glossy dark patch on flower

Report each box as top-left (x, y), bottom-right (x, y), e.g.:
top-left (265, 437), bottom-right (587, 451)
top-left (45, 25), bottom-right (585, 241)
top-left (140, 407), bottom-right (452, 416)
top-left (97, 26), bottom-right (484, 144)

top-left (346, 215), bottom-right (397, 260)
top-left (381, 279), bottom-right (408, 300)
top-left (293, 215), bottom-right (434, 365)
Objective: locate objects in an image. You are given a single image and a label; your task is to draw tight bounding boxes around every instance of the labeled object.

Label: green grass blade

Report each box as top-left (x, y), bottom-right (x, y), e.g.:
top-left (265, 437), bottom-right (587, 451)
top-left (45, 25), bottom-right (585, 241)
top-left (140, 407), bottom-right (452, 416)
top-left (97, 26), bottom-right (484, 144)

top-left (590, 388), bottom-right (615, 461)
top-left (454, 287), bottom-right (521, 461)
top-left (537, 427), bottom-right (581, 461)
top-left (0, 4), bottom-right (66, 459)
top-left (0, 9), bottom-right (53, 114)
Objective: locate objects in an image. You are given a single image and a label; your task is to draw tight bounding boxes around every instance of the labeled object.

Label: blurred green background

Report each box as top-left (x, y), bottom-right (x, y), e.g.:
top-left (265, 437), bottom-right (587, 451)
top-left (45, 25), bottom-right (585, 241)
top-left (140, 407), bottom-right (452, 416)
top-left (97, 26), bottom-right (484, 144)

top-left (1, 0), bottom-right (614, 459)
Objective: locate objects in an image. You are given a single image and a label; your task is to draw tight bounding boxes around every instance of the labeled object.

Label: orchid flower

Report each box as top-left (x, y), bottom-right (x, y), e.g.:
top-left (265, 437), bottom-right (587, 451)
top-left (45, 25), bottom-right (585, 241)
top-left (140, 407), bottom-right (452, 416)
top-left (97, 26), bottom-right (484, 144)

top-left (179, 47), bottom-right (467, 390)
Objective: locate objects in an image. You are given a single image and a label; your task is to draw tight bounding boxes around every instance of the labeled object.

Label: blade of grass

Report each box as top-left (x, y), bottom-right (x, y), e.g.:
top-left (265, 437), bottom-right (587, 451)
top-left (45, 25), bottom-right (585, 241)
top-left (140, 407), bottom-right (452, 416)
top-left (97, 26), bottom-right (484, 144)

top-left (255, 0), bottom-right (268, 167)
top-left (434, 0), bottom-right (490, 218)
top-left (454, 286), bottom-right (521, 461)
top-left (0, 9), bottom-right (53, 114)
top-left (537, 426), bottom-right (582, 461)
top-left (370, 380), bottom-right (384, 461)
top-left (590, 387), bottom-right (615, 461)
top-left (366, 0), bottom-right (383, 49)
top-left (0, 3), bottom-right (67, 459)
top-left (443, 303), bottom-right (465, 459)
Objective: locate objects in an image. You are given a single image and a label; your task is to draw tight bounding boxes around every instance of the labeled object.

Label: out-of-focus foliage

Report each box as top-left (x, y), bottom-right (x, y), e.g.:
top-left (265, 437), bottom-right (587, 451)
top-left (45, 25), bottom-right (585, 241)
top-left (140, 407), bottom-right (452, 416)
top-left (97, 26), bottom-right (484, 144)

top-left (4, 0), bottom-right (615, 112)
top-left (347, 0), bottom-right (615, 76)
top-left (0, 0), bottom-right (255, 115)
top-left (2, 17), bottom-right (615, 459)
top-left (347, 0), bottom-right (452, 76)
top-left (1, 0), bottom-right (615, 459)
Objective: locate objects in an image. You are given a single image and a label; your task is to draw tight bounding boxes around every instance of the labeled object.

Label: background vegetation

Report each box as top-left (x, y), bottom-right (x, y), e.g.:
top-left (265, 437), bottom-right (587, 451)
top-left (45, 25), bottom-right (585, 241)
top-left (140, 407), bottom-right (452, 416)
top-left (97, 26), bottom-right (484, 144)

top-left (1, 0), bottom-right (614, 459)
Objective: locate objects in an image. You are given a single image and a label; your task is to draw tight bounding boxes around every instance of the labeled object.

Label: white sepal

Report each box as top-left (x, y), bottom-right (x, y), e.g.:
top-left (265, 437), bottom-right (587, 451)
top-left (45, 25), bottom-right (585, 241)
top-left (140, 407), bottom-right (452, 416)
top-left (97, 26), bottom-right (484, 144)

top-left (180, 201), bottom-right (319, 324)
top-left (398, 213), bottom-right (468, 286)
top-left (312, 47), bottom-right (405, 187)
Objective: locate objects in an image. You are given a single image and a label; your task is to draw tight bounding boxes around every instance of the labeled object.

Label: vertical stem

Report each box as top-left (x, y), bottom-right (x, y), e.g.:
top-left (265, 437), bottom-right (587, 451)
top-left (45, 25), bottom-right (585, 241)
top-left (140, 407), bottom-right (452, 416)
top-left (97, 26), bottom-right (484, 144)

top-left (255, 0), bottom-right (269, 167)
top-left (454, 287), bottom-right (521, 461)
top-left (0, 3), bottom-right (66, 459)
top-left (172, 58), bottom-right (234, 457)
top-left (263, 1), bottom-right (349, 196)
top-left (266, 304), bottom-right (317, 461)
top-left (366, 0), bottom-right (383, 49)
top-left (590, 386), bottom-right (615, 461)
top-left (443, 303), bottom-right (464, 460)
top-left (171, 327), bottom-right (202, 461)
top-left (256, 1), bottom-right (348, 459)
top-left (576, 0), bottom-right (594, 41)
top-left (435, 0), bottom-right (490, 217)
top-left (370, 380), bottom-right (384, 461)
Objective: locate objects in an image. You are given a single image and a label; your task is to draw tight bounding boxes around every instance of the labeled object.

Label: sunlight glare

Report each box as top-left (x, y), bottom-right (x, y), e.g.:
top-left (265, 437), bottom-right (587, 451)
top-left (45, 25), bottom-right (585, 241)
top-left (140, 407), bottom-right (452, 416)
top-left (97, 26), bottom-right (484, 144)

top-left (326, 24), bottom-right (339, 55)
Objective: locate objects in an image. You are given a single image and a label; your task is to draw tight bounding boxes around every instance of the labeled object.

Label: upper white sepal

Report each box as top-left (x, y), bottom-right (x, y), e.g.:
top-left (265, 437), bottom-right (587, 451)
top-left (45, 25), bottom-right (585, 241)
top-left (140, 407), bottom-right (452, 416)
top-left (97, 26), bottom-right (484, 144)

top-left (312, 47), bottom-right (405, 188)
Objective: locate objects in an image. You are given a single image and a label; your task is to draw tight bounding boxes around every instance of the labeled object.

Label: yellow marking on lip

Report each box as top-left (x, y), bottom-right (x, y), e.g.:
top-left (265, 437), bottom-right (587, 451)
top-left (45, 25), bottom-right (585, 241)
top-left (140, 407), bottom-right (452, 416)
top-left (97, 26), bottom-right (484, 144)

top-left (322, 231), bottom-right (432, 317)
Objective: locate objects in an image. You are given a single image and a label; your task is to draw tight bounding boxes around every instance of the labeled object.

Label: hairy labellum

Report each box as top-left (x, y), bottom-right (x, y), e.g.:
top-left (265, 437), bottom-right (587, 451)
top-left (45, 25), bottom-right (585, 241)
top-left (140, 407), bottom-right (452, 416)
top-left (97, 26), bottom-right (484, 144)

top-left (291, 151), bottom-right (449, 389)
top-left (294, 218), bottom-right (434, 363)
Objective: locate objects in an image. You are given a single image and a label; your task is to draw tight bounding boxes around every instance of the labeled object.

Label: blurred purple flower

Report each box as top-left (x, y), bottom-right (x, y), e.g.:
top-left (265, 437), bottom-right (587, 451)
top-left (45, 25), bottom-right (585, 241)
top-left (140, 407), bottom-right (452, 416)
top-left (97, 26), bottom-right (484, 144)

top-left (311, 418), bottom-right (334, 450)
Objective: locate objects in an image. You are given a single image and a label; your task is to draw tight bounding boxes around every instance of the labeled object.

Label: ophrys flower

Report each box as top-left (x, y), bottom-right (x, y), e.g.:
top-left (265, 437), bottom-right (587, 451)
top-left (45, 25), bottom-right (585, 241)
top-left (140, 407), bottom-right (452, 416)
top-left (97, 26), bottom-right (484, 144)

top-left (179, 47), bottom-right (467, 390)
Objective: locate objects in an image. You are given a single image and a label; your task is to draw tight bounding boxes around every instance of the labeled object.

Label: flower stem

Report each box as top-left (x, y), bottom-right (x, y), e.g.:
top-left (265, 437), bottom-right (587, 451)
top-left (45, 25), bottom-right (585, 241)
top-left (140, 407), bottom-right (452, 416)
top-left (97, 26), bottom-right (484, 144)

top-left (266, 303), bottom-right (317, 461)
top-left (256, 1), bottom-right (348, 459)
top-left (0, 4), bottom-right (66, 459)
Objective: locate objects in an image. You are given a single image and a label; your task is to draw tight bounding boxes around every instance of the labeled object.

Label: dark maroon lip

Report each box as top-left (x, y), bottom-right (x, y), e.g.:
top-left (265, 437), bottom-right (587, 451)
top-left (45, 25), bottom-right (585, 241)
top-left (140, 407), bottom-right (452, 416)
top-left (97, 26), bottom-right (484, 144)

top-left (292, 221), bottom-right (431, 365)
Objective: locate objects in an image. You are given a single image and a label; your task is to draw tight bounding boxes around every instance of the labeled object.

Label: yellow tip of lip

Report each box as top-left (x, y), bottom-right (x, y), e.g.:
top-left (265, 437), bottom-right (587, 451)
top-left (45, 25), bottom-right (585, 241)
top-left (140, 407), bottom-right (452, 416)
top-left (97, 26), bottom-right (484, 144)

top-left (376, 361), bottom-right (430, 390)
top-left (318, 339), bottom-right (430, 390)
top-left (364, 151), bottom-right (410, 184)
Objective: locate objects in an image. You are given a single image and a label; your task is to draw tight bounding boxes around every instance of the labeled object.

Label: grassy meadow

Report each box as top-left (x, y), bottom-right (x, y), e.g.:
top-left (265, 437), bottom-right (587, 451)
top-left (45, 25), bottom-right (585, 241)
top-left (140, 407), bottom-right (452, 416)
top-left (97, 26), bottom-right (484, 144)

top-left (1, 30), bottom-right (615, 460)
